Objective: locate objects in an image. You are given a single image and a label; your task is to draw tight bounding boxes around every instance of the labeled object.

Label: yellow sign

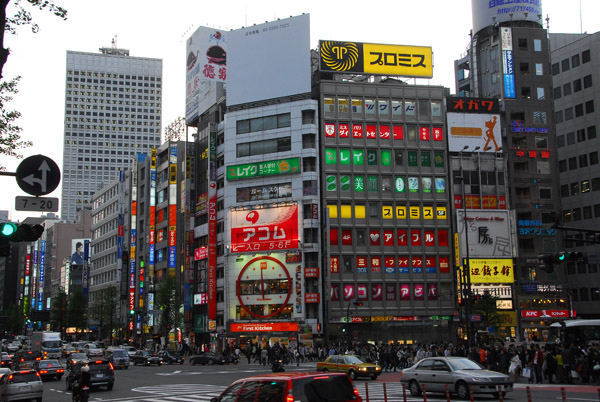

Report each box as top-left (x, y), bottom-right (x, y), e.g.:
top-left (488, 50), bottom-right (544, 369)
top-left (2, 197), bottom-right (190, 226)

top-left (409, 206), bottom-right (420, 219)
top-left (436, 206), bottom-right (447, 219)
top-left (469, 259), bottom-right (514, 283)
top-left (455, 233), bottom-right (460, 267)
top-left (320, 40), bottom-right (433, 78)
top-left (423, 206), bottom-right (433, 219)
top-left (497, 311), bottom-right (518, 327)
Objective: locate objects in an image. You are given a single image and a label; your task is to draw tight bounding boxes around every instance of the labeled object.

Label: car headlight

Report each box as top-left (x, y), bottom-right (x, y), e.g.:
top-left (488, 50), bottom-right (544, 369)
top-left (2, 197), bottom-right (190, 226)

top-left (360, 367), bottom-right (367, 371)
top-left (471, 377), bottom-right (492, 382)
top-left (376, 366), bottom-right (382, 371)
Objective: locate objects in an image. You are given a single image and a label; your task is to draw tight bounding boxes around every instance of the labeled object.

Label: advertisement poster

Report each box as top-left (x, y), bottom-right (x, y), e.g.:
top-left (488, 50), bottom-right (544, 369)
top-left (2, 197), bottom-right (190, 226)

top-left (230, 205), bottom-right (299, 253)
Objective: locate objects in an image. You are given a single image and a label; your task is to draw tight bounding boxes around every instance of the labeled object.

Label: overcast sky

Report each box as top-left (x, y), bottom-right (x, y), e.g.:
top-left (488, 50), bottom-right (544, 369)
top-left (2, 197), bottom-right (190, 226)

top-left (2, 0), bottom-right (600, 221)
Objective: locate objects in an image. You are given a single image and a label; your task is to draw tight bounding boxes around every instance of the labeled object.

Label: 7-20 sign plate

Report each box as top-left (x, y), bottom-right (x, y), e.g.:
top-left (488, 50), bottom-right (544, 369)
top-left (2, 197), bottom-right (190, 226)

top-left (15, 196), bottom-right (59, 212)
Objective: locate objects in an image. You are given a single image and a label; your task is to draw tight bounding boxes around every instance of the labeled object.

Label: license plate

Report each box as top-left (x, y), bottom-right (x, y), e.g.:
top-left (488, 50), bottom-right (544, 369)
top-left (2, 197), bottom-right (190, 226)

top-left (20, 386), bottom-right (30, 391)
top-left (95, 374), bottom-right (103, 378)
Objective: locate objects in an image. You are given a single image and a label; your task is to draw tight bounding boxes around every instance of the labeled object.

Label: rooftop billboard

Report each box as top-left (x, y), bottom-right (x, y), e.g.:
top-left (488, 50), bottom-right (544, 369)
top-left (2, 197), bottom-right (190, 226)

top-left (227, 14), bottom-right (311, 107)
top-left (319, 41), bottom-right (433, 78)
top-left (472, 0), bottom-right (543, 34)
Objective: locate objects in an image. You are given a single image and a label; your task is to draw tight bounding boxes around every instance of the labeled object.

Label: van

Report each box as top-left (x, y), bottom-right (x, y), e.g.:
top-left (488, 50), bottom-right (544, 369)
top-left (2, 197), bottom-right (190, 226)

top-left (105, 348), bottom-right (130, 370)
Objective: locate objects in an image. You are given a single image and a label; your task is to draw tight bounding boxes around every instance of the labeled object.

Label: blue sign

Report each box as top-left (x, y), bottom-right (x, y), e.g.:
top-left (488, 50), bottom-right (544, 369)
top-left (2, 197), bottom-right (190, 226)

top-left (149, 244), bottom-right (155, 264)
top-left (385, 267), bottom-right (395, 274)
top-left (168, 246), bottom-right (176, 268)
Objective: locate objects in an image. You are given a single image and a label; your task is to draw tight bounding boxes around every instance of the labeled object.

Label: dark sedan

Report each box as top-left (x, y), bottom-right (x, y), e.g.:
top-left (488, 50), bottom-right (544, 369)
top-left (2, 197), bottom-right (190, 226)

top-left (158, 350), bottom-right (184, 364)
top-left (190, 351), bottom-right (226, 366)
top-left (1, 352), bottom-right (12, 369)
top-left (33, 359), bottom-right (65, 381)
top-left (132, 350), bottom-right (162, 366)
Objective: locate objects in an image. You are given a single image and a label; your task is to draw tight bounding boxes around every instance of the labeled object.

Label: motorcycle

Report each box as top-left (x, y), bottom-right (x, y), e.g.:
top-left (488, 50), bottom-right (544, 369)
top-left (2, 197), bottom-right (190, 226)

top-left (271, 358), bottom-right (285, 373)
top-left (72, 384), bottom-right (90, 402)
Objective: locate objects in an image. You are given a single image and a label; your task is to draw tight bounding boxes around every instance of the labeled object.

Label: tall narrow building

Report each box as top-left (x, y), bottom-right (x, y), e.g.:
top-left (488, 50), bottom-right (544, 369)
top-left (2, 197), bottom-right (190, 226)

top-left (61, 45), bottom-right (162, 222)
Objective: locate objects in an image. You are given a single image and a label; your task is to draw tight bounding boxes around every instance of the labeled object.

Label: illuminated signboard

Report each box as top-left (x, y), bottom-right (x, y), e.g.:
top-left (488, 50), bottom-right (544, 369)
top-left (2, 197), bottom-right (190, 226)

top-left (468, 259), bottom-right (514, 284)
top-left (230, 205), bottom-right (299, 253)
top-left (319, 40), bottom-right (433, 78)
top-left (521, 310), bottom-right (573, 319)
top-left (226, 158), bottom-right (300, 180)
top-left (501, 28), bottom-right (515, 98)
top-left (230, 322), bottom-right (299, 332)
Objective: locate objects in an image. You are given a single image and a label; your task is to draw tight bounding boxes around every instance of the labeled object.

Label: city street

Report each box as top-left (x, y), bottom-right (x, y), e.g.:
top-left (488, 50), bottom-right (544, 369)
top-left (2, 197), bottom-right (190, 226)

top-left (40, 360), bottom-right (600, 402)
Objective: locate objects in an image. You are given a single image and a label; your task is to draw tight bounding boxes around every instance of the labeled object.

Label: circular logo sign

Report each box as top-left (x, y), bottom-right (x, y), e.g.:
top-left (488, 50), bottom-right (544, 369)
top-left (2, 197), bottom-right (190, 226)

top-left (320, 41), bottom-right (360, 72)
top-left (236, 256), bottom-right (291, 319)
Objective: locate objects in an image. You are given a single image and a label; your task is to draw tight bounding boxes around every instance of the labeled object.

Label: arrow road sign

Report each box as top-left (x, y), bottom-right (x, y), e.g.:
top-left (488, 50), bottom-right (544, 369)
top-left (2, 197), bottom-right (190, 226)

top-left (15, 155), bottom-right (61, 196)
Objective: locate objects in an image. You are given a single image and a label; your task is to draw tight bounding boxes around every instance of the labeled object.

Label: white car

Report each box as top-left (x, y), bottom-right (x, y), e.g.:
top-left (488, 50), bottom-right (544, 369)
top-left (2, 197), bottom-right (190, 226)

top-left (86, 348), bottom-right (104, 358)
top-left (5, 343), bottom-right (20, 353)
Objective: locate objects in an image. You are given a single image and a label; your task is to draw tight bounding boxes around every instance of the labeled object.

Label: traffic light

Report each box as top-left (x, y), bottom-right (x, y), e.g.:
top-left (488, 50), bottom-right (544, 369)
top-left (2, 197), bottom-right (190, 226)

top-left (129, 309), bottom-right (135, 315)
top-left (557, 251), bottom-right (584, 262)
top-left (0, 223), bottom-right (44, 257)
top-left (353, 300), bottom-right (363, 307)
top-left (538, 254), bottom-right (558, 273)
top-left (342, 327), bottom-right (346, 333)
top-left (0, 222), bottom-right (17, 238)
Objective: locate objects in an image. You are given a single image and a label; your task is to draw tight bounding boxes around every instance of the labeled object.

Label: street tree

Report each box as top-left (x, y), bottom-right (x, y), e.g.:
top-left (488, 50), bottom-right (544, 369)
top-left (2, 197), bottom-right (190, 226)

top-left (155, 278), bottom-right (183, 336)
top-left (2, 303), bottom-right (24, 335)
top-left (66, 289), bottom-right (87, 339)
top-left (472, 293), bottom-right (502, 339)
top-left (89, 286), bottom-right (118, 343)
top-left (50, 289), bottom-right (68, 335)
top-left (1, 0), bottom-right (67, 79)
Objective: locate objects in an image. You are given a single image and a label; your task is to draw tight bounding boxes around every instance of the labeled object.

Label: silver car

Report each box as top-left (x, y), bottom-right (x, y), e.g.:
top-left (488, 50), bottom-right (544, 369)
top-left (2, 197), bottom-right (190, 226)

top-left (400, 356), bottom-right (513, 399)
top-left (0, 368), bottom-right (43, 402)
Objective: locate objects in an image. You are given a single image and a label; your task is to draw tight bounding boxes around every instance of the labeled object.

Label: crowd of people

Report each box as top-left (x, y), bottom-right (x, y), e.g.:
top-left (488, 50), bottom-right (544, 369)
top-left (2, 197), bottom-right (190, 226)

top-left (222, 340), bottom-right (600, 385)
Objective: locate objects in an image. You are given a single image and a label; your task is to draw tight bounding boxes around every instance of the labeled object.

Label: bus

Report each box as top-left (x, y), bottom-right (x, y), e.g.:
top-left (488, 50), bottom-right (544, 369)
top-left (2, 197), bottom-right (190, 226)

top-left (548, 319), bottom-right (600, 345)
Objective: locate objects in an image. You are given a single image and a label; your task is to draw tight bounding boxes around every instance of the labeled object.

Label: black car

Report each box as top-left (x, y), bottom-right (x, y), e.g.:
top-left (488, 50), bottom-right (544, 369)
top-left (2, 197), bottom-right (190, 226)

top-left (12, 350), bottom-right (41, 369)
top-left (158, 350), bottom-right (184, 365)
top-left (1, 352), bottom-right (13, 369)
top-left (190, 352), bottom-right (226, 366)
top-left (132, 350), bottom-right (162, 366)
top-left (66, 359), bottom-right (114, 391)
top-left (33, 359), bottom-right (65, 381)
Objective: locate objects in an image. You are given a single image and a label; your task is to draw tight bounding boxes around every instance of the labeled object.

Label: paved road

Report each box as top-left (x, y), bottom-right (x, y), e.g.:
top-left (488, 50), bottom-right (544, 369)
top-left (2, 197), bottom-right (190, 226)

top-left (41, 360), bottom-right (600, 402)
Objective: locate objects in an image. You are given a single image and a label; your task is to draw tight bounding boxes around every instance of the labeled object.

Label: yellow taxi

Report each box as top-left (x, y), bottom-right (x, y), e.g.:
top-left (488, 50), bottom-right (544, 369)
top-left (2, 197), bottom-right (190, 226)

top-left (317, 354), bottom-right (382, 380)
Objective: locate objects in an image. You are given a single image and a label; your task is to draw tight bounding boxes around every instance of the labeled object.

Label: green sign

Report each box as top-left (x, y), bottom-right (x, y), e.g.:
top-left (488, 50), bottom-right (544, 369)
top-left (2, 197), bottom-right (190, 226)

top-left (354, 176), bottom-right (365, 192)
top-left (408, 151), bottom-right (418, 167)
top-left (194, 315), bottom-right (206, 333)
top-left (340, 149), bottom-right (351, 165)
top-left (353, 150), bottom-right (364, 165)
top-left (367, 150), bottom-right (377, 165)
top-left (421, 152), bottom-right (431, 167)
top-left (368, 176), bottom-right (378, 191)
top-left (422, 177), bottom-right (432, 193)
top-left (326, 175), bottom-right (337, 191)
top-left (381, 150), bottom-right (391, 166)
top-left (395, 177), bottom-right (405, 192)
top-left (340, 176), bottom-right (350, 191)
top-left (408, 177), bottom-right (419, 192)
top-left (227, 157), bottom-right (300, 180)
top-left (434, 151), bottom-right (445, 167)
top-left (325, 149), bottom-right (336, 164)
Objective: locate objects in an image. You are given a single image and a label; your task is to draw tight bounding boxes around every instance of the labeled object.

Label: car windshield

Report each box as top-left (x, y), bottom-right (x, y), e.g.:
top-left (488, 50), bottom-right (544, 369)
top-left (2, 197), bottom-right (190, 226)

top-left (447, 358), bottom-right (484, 371)
top-left (292, 375), bottom-right (356, 402)
top-left (343, 355), bottom-right (364, 364)
top-left (112, 350), bottom-right (127, 357)
top-left (90, 362), bottom-right (111, 372)
top-left (40, 360), bottom-right (60, 367)
top-left (42, 341), bottom-right (62, 348)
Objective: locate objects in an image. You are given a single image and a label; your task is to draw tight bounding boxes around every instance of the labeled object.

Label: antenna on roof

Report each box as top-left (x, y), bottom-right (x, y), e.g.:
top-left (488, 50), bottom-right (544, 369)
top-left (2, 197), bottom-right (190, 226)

top-left (112, 35), bottom-right (117, 49)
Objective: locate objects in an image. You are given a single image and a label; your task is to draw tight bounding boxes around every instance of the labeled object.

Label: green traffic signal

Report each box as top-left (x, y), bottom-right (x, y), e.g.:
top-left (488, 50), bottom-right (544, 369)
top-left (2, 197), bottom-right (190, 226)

top-left (558, 252), bottom-right (567, 261)
top-left (129, 309), bottom-right (135, 315)
top-left (0, 222), bottom-right (17, 237)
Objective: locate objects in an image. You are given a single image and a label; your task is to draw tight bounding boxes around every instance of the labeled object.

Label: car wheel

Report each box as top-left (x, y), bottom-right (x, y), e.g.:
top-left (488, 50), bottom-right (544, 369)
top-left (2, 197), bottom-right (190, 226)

top-left (107, 383), bottom-right (114, 391)
top-left (191, 358), bottom-right (196, 365)
top-left (409, 380), bottom-right (422, 397)
top-left (348, 370), bottom-right (356, 380)
top-left (492, 391), bottom-right (506, 398)
top-left (208, 359), bottom-right (214, 366)
top-left (370, 373), bottom-right (378, 380)
top-left (456, 381), bottom-right (470, 400)
top-left (169, 360), bottom-right (173, 365)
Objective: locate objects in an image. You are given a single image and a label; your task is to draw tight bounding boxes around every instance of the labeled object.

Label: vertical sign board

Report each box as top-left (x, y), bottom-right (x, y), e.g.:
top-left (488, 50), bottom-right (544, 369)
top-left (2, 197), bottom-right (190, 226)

top-left (37, 240), bottom-right (45, 310)
top-left (149, 149), bottom-right (156, 282)
top-left (168, 143), bottom-right (177, 277)
top-left (501, 28), bottom-right (515, 99)
top-left (129, 158), bottom-right (138, 318)
top-left (208, 125), bottom-right (217, 320)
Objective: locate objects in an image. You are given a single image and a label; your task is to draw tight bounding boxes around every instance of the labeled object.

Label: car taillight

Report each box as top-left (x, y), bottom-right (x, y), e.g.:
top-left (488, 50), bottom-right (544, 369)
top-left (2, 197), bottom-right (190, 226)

top-left (109, 362), bottom-right (114, 370)
top-left (57, 369), bottom-right (64, 373)
top-left (40, 370), bottom-right (48, 374)
top-left (353, 385), bottom-right (360, 397)
top-left (285, 393), bottom-right (294, 402)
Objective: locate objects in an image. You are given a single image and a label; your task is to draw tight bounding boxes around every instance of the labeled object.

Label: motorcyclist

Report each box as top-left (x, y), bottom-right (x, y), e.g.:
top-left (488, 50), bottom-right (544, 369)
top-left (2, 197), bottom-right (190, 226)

top-left (73, 364), bottom-right (91, 401)
top-left (270, 342), bottom-right (284, 371)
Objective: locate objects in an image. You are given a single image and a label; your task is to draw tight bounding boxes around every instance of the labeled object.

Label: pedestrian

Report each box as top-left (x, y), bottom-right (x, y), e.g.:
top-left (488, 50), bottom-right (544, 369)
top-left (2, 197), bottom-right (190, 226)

top-left (261, 347), bottom-right (268, 366)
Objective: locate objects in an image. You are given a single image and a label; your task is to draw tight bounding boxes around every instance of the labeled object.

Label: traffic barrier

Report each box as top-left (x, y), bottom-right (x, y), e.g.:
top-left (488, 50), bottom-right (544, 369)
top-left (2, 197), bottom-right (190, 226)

top-left (561, 387), bottom-right (566, 402)
top-left (469, 384), bottom-right (474, 402)
top-left (421, 383), bottom-right (427, 402)
top-left (498, 385), bottom-right (504, 402)
top-left (401, 383), bottom-right (407, 402)
top-left (444, 384), bottom-right (450, 401)
top-left (382, 382), bottom-right (388, 402)
top-left (365, 382), bottom-right (370, 402)
top-left (526, 386), bottom-right (532, 402)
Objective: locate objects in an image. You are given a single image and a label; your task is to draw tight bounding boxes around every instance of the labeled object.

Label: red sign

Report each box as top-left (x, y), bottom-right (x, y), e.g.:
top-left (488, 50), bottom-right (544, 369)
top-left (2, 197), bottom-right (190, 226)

top-left (393, 125), bottom-right (404, 140)
top-left (231, 205), bottom-right (299, 253)
top-left (352, 124), bottom-right (363, 138)
top-left (325, 123), bottom-right (335, 137)
top-left (312, 204), bottom-right (318, 219)
top-left (169, 227), bottom-right (176, 247)
top-left (330, 257), bottom-right (339, 273)
top-left (304, 267), bottom-right (319, 278)
top-left (339, 123), bottom-right (349, 138)
top-left (194, 247), bottom-right (208, 261)
top-left (379, 125), bottom-right (390, 139)
top-left (305, 293), bottom-right (320, 303)
top-left (230, 322), bottom-right (299, 333)
top-left (366, 124), bottom-right (377, 139)
top-left (521, 310), bottom-right (573, 318)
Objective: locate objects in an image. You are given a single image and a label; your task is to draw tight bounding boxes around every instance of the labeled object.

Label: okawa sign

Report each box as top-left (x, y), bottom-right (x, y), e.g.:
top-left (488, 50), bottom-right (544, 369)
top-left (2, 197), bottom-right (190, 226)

top-left (230, 205), bottom-right (299, 253)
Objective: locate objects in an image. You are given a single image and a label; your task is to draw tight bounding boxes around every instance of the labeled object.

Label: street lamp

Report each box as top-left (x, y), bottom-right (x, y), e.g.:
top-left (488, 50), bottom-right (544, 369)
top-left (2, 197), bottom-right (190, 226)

top-left (345, 299), bottom-right (363, 346)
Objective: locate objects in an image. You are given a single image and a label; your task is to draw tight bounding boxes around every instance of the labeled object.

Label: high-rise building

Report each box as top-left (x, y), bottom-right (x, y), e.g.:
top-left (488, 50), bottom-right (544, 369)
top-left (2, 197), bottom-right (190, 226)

top-left (454, 1), bottom-right (564, 341)
top-left (550, 31), bottom-right (600, 318)
top-left (61, 46), bottom-right (162, 223)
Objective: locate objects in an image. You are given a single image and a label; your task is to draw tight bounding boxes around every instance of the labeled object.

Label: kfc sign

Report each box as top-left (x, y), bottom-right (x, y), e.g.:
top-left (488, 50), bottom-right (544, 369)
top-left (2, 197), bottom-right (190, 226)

top-left (521, 310), bottom-right (573, 319)
top-left (195, 246), bottom-right (208, 261)
top-left (230, 205), bottom-right (299, 253)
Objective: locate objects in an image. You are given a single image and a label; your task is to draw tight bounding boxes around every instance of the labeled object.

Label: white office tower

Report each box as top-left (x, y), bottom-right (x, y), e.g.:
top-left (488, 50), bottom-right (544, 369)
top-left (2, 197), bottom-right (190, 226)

top-left (61, 46), bottom-right (162, 222)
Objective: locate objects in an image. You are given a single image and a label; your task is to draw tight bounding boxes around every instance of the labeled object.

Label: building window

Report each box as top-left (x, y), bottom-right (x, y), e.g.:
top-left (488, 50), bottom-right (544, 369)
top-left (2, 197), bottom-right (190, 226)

top-left (518, 38), bottom-right (528, 49)
top-left (563, 83), bottom-right (572, 96)
top-left (557, 135), bottom-right (565, 148)
top-left (567, 132), bottom-right (575, 145)
top-left (577, 129), bottom-right (586, 142)
top-left (588, 126), bottom-right (597, 139)
top-left (534, 39), bottom-right (542, 52)
top-left (582, 49), bottom-right (591, 63)
top-left (553, 86), bottom-right (562, 99)
top-left (536, 87), bottom-right (545, 100)
top-left (571, 54), bottom-right (580, 67)
top-left (576, 104), bottom-right (584, 117)
top-left (579, 154), bottom-right (588, 167)
top-left (574, 79), bottom-right (582, 92)
top-left (519, 62), bottom-right (529, 75)
top-left (584, 206), bottom-right (592, 219)
top-left (535, 136), bottom-right (548, 149)
top-left (533, 111), bottom-right (546, 125)
top-left (565, 108), bottom-right (574, 121)
top-left (560, 184), bottom-right (569, 197)
top-left (568, 157), bottom-right (577, 170)
top-left (521, 87), bottom-right (531, 99)
top-left (561, 58), bottom-right (570, 71)
top-left (586, 100), bottom-right (594, 114)
top-left (559, 160), bottom-right (567, 172)
top-left (535, 63), bottom-right (543, 76)
top-left (582, 180), bottom-right (591, 193)
top-left (590, 152), bottom-right (598, 165)
top-left (555, 111), bottom-right (563, 124)
top-left (539, 188), bottom-right (551, 199)
top-left (584, 74), bottom-right (593, 88)
top-left (551, 62), bottom-right (560, 75)
top-left (580, 288), bottom-right (589, 301)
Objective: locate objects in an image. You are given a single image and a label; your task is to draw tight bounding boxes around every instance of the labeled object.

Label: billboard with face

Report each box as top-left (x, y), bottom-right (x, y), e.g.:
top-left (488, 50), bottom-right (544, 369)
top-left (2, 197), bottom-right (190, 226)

top-left (230, 205), bottom-right (299, 253)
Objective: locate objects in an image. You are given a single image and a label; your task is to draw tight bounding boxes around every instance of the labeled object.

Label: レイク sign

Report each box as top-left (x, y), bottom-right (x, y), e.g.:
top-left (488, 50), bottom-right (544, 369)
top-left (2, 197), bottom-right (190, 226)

top-left (230, 205), bottom-right (299, 253)
top-left (226, 158), bottom-right (300, 180)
